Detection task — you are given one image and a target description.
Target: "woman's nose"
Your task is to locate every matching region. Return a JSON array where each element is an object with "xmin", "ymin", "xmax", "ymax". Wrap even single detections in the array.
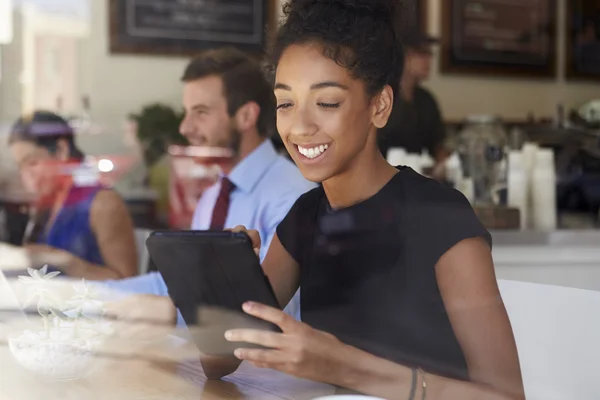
[{"xmin": 288, "ymin": 106, "xmax": 317, "ymax": 137}]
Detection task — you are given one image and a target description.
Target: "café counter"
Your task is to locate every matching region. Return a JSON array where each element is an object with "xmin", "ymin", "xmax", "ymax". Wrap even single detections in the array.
[{"xmin": 492, "ymin": 230, "xmax": 600, "ymax": 291}]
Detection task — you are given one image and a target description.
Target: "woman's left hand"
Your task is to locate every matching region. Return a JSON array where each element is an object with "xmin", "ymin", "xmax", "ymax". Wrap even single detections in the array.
[{"xmin": 224, "ymin": 302, "xmax": 351, "ymax": 383}]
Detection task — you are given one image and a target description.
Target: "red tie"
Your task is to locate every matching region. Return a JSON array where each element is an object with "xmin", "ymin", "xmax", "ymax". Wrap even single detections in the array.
[{"xmin": 210, "ymin": 177, "xmax": 235, "ymax": 230}]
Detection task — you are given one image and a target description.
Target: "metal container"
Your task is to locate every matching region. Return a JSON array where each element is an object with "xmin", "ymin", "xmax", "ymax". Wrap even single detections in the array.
[{"xmin": 457, "ymin": 115, "xmax": 508, "ymax": 205}]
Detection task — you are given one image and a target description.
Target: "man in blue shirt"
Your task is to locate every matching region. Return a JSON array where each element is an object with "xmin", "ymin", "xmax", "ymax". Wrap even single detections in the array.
[{"xmin": 103, "ymin": 48, "xmax": 314, "ymax": 320}]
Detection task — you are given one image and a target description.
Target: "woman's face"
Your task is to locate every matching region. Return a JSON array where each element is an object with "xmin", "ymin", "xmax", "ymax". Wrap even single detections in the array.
[
  {"xmin": 10, "ymin": 141, "xmax": 62, "ymax": 196},
  {"xmin": 275, "ymin": 43, "xmax": 391, "ymax": 183}
]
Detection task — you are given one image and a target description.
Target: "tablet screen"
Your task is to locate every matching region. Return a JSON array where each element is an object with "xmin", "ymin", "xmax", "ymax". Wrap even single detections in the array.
[{"xmin": 146, "ymin": 231, "xmax": 279, "ymax": 326}]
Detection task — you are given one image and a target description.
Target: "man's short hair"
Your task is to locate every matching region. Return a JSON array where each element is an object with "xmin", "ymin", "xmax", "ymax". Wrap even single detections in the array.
[{"xmin": 182, "ymin": 47, "xmax": 275, "ymax": 137}]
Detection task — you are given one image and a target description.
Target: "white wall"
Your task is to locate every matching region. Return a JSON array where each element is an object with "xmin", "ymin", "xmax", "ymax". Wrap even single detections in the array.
[
  {"xmin": 0, "ymin": 10, "xmax": 26, "ymax": 197},
  {"xmin": 78, "ymin": 0, "xmax": 188, "ymax": 137},
  {"xmin": 424, "ymin": 0, "xmax": 600, "ymax": 121},
  {"xmin": 0, "ymin": 10, "xmax": 24, "ymax": 124}
]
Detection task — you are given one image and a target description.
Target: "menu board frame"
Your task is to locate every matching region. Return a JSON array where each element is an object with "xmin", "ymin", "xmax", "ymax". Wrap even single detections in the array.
[
  {"xmin": 565, "ymin": 0, "xmax": 600, "ymax": 81},
  {"xmin": 440, "ymin": 0, "xmax": 557, "ymax": 78},
  {"xmin": 415, "ymin": 0, "xmax": 428, "ymax": 32},
  {"xmin": 109, "ymin": 0, "xmax": 277, "ymax": 56}
]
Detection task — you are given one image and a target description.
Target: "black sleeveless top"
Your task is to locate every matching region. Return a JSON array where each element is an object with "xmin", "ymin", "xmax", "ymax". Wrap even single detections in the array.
[{"xmin": 276, "ymin": 167, "xmax": 491, "ymax": 381}]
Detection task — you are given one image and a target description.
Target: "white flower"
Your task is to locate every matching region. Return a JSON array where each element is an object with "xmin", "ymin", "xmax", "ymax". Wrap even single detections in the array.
[
  {"xmin": 69, "ymin": 279, "xmax": 99, "ymax": 302},
  {"xmin": 66, "ymin": 279, "xmax": 103, "ymax": 318},
  {"xmin": 18, "ymin": 266, "xmax": 63, "ymax": 310},
  {"xmin": 18, "ymin": 266, "xmax": 61, "ymax": 284}
]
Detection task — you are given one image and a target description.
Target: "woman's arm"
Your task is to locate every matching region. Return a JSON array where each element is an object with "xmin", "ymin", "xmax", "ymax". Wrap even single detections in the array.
[
  {"xmin": 346, "ymin": 237, "xmax": 524, "ymax": 399},
  {"xmin": 65, "ymin": 190, "xmax": 138, "ymax": 280},
  {"xmin": 226, "ymin": 302, "xmax": 519, "ymax": 400},
  {"xmin": 260, "ymin": 233, "xmax": 301, "ymax": 308},
  {"xmin": 226, "ymin": 237, "xmax": 524, "ymax": 399},
  {"xmin": 337, "ymin": 344, "xmax": 516, "ymax": 400},
  {"xmin": 436, "ymin": 237, "xmax": 524, "ymax": 398}
]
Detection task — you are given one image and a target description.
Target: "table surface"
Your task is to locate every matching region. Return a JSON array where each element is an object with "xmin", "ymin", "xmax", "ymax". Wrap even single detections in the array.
[
  {"xmin": 0, "ymin": 276, "xmax": 336, "ymax": 400},
  {"xmin": 0, "ymin": 337, "xmax": 336, "ymax": 400}
]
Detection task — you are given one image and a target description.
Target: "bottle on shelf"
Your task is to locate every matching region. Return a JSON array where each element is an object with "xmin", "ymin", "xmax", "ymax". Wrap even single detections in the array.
[
  {"xmin": 445, "ymin": 152, "xmax": 463, "ymax": 187},
  {"xmin": 531, "ymin": 148, "xmax": 557, "ymax": 231},
  {"xmin": 521, "ymin": 142, "xmax": 539, "ymax": 228},
  {"xmin": 507, "ymin": 150, "xmax": 528, "ymax": 230}
]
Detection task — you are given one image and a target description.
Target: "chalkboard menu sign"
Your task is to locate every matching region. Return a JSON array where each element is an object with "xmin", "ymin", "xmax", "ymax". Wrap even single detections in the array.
[
  {"xmin": 109, "ymin": 0, "xmax": 274, "ymax": 56},
  {"xmin": 566, "ymin": 0, "xmax": 600, "ymax": 81},
  {"xmin": 441, "ymin": 0, "xmax": 557, "ymax": 77}
]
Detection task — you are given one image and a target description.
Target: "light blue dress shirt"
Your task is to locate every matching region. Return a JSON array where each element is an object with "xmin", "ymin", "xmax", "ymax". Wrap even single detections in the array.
[{"xmin": 103, "ymin": 140, "xmax": 315, "ymax": 323}]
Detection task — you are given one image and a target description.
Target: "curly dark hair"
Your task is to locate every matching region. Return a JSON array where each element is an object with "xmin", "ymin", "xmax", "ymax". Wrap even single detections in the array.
[{"xmin": 271, "ymin": 0, "xmax": 409, "ymax": 98}]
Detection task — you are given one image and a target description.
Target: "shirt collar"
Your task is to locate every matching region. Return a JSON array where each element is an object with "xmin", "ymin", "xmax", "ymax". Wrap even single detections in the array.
[{"xmin": 228, "ymin": 140, "xmax": 278, "ymax": 193}]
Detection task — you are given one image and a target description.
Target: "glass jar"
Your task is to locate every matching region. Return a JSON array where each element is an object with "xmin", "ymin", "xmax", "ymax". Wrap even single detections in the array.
[{"xmin": 457, "ymin": 116, "xmax": 508, "ymax": 205}]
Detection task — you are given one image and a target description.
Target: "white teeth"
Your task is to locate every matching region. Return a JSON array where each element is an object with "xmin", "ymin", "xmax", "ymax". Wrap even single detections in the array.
[{"xmin": 298, "ymin": 144, "xmax": 329, "ymax": 159}]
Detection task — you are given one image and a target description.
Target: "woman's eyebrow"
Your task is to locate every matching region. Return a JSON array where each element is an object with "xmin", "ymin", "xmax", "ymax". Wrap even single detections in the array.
[
  {"xmin": 274, "ymin": 81, "xmax": 349, "ymax": 91},
  {"xmin": 310, "ymin": 81, "xmax": 349, "ymax": 90}
]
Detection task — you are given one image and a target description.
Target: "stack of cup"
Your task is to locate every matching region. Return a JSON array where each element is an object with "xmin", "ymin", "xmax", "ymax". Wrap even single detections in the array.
[{"xmin": 386, "ymin": 147, "xmax": 406, "ymax": 167}]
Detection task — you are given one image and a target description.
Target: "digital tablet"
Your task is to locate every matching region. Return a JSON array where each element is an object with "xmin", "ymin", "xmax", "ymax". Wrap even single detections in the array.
[{"xmin": 145, "ymin": 230, "xmax": 281, "ymax": 355}]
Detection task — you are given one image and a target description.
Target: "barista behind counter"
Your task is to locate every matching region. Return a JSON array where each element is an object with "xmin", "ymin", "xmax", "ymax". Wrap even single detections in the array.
[{"xmin": 378, "ymin": 31, "xmax": 449, "ymax": 173}]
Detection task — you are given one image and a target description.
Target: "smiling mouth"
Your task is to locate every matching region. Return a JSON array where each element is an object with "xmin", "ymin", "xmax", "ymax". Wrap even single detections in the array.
[{"xmin": 296, "ymin": 144, "xmax": 330, "ymax": 160}]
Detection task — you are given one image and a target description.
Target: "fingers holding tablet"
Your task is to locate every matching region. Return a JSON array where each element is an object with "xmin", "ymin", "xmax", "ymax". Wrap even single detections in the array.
[{"xmin": 229, "ymin": 226, "xmax": 261, "ymax": 257}]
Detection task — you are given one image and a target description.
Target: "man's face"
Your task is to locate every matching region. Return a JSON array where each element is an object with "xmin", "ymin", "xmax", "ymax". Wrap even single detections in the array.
[
  {"xmin": 404, "ymin": 47, "xmax": 433, "ymax": 81},
  {"xmin": 180, "ymin": 75, "xmax": 240, "ymax": 151}
]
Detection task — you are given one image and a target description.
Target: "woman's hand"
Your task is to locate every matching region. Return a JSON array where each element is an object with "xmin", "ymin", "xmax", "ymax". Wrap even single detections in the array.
[
  {"xmin": 23, "ymin": 244, "xmax": 73, "ymax": 269},
  {"xmin": 0, "ymin": 243, "xmax": 32, "ymax": 270},
  {"xmin": 230, "ymin": 225, "xmax": 261, "ymax": 257},
  {"xmin": 224, "ymin": 302, "xmax": 351, "ymax": 384},
  {"xmin": 103, "ymin": 294, "xmax": 178, "ymax": 340}
]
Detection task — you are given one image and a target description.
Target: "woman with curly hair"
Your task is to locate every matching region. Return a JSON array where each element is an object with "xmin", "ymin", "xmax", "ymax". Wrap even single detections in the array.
[
  {"xmin": 220, "ymin": 0, "xmax": 525, "ymax": 399},
  {"xmin": 117, "ymin": 0, "xmax": 525, "ymax": 398}
]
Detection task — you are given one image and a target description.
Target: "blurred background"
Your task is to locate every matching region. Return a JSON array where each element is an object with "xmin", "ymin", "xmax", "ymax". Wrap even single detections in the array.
[{"xmin": 0, "ymin": 0, "xmax": 599, "ymax": 283}]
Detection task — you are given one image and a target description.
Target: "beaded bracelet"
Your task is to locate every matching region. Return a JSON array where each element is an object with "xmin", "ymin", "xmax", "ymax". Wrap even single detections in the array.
[
  {"xmin": 407, "ymin": 367, "xmax": 417, "ymax": 400},
  {"xmin": 418, "ymin": 368, "xmax": 428, "ymax": 400}
]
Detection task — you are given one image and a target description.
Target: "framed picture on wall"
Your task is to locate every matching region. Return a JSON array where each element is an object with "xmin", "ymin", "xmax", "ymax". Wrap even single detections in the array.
[
  {"xmin": 440, "ymin": 0, "xmax": 557, "ymax": 78},
  {"xmin": 566, "ymin": 0, "xmax": 600, "ymax": 80},
  {"xmin": 109, "ymin": 0, "xmax": 276, "ymax": 56},
  {"xmin": 403, "ymin": 0, "xmax": 428, "ymax": 34}
]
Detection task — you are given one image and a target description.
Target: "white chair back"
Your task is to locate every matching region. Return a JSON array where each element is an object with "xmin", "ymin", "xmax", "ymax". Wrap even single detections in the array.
[{"xmin": 498, "ymin": 279, "xmax": 600, "ymax": 400}]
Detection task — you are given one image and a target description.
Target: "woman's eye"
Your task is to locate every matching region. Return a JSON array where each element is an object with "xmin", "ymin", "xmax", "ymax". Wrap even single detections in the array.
[
  {"xmin": 277, "ymin": 103, "xmax": 292, "ymax": 110},
  {"xmin": 317, "ymin": 102, "xmax": 340, "ymax": 109}
]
